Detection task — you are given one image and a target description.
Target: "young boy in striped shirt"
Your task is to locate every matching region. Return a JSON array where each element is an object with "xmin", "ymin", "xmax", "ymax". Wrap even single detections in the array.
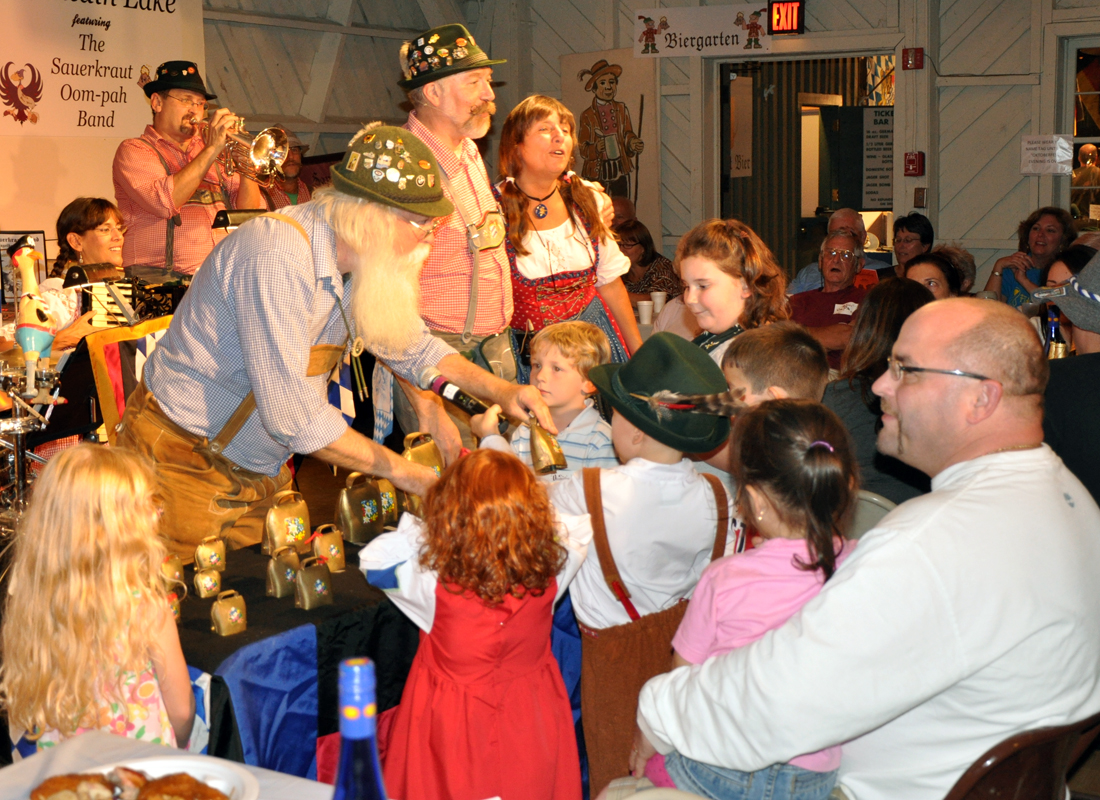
[{"xmin": 473, "ymin": 320, "xmax": 619, "ymax": 480}]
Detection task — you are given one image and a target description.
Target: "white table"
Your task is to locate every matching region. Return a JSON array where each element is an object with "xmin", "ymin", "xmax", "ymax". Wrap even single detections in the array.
[{"xmin": 0, "ymin": 731, "xmax": 333, "ymax": 800}]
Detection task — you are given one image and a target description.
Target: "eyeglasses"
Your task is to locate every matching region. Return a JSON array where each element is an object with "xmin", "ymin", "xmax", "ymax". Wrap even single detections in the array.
[
  {"xmin": 894, "ymin": 235, "xmax": 923, "ymax": 246},
  {"xmin": 886, "ymin": 357, "xmax": 991, "ymax": 382},
  {"xmin": 406, "ymin": 216, "xmax": 441, "ymax": 240},
  {"xmin": 165, "ymin": 93, "xmax": 207, "ymax": 111},
  {"xmin": 92, "ymin": 223, "xmax": 126, "ymax": 237},
  {"xmin": 825, "ymin": 249, "xmax": 857, "ymax": 262}
]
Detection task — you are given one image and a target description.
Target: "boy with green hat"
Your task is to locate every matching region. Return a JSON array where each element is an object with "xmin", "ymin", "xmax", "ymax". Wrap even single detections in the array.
[{"xmin": 549, "ymin": 332, "xmax": 742, "ymax": 795}]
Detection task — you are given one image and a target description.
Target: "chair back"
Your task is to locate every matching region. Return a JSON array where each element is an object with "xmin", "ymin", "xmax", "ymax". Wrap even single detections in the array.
[
  {"xmin": 848, "ymin": 490, "xmax": 896, "ymax": 540},
  {"xmin": 943, "ymin": 709, "xmax": 1100, "ymax": 800}
]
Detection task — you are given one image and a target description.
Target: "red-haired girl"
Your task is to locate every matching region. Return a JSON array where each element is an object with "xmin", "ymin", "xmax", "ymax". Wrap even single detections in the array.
[{"xmin": 360, "ymin": 448, "xmax": 592, "ymax": 800}]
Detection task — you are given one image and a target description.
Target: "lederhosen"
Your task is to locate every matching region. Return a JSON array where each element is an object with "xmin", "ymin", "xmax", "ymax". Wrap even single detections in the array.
[
  {"xmin": 577, "ymin": 468, "xmax": 729, "ymax": 795},
  {"xmin": 491, "ymin": 182, "xmax": 630, "ymax": 384},
  {"xmin": 131, "ymin": 138, "xmax": 231, "ymax": 272},
  {"xmin": 117, "ymin": 213, "xmax": 348, "ymax": 562}
]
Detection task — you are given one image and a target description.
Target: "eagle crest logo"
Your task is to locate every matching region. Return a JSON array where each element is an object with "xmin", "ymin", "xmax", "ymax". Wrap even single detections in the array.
[{"xmin": 1, "ymin": 63, "xmax": 42, "ymax": 125}]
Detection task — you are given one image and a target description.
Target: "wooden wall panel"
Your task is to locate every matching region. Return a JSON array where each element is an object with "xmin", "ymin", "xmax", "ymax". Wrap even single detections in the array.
[
  {"xmin": 531, "ymin": 0, "xmax": 607, "ymax": 98},
  {"xmin": 354, "ymin": 0, "xmax": 428, "ymax": 29},
  {"xmin": 661, "ymin": 93, "xmax": 692, "ymax": 239},
  {"xmin": 203, "ymin": 19, "xmax": 319, "ymax": 118},
  {"xmin": 805, "ymin": 0, "xmax": 889, "ymax": 32},
  {"xmin": 939, "ymin": 0, "xmax": 1031, "ymax": 77},
  {"xmin": 326, "ymin": 35, "xmax": 409, "ymax": 124},
  {"xmin": 938, "ymin": 84, "xmax": 1032, "ymax": 242},
  {"xmin": 204, "ymin": 0, "xmax": 330, "ymax": 19}
]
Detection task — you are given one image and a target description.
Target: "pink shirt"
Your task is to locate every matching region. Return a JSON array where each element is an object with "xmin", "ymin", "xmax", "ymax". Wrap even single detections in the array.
[
  {"xmin": 113, "ymin": 125, "xmax": 242, "ymax": 275},
  {"xmin": 673, "ymin": 537, "xmax": 853, "ymax": 772},
  {"xmin": 404, "ymin": 112, "xmax": 511, "ymax": 335}
]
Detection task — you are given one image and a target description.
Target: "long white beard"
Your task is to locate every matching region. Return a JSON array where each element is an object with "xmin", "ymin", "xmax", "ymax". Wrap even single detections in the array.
[{"xmin": 350, "ymin": 240, "xmax": 431, "ymax": 360}]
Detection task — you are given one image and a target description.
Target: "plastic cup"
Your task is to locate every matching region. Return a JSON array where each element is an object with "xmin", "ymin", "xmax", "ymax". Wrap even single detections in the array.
[
  {"xmin": 650, "ymin": 291, "xmax": 667, "ymax": 314},
  {"xmin": 637, "ymin": 300, "xmax": 654, "ymax": 325}
]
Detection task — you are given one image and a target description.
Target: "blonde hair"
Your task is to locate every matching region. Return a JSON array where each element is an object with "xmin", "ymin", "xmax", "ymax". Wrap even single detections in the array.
[
  {"xmin": 0, "ymin": 445, "xmax": 168, "ymax": 739},
  {"xmin": 530, "ymin": 320, "xmax": 611, "ymax": 380},
  {"xmin": 675, "ymin": 219, "xmax": 789, "ymax": 329}
]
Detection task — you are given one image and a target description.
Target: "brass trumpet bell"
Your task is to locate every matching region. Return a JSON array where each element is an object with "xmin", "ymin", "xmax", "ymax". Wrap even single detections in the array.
[{"xmin": 200, "ymin": 117, "xmax": 289, "ymax": 187}]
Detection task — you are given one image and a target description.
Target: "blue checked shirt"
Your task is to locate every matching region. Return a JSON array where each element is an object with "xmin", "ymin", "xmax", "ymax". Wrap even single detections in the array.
[{"xmin": 143, "ymin": 202, "xmax": 454, "ymax": 476}]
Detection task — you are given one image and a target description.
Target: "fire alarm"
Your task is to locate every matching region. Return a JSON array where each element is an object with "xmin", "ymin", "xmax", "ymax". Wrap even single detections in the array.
[
  {"xmin": 904, "ymin": 151, "xmax": 925, "ymax": 177},
  {"xmin": 902, "ymin": 48, "xmax": 924, "ymax": 70}
]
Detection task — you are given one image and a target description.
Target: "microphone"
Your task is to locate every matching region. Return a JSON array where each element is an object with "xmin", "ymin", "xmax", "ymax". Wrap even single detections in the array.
[{"xmin": 418, "ymin": 366, "xmax": 509, "ymax": 435}]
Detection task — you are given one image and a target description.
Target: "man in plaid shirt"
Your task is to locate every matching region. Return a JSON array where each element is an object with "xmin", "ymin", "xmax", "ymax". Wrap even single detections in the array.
[
  {"xmin": 113, "ymin": 60, "xmax": 263, "ymax": 276},
  {"xmin": 117, "ymin": 123, "xmax": 553, "ymax": 559},
  {"xmin": 262, "ymin": 127, "xmax": 312, "ymax": 210}
]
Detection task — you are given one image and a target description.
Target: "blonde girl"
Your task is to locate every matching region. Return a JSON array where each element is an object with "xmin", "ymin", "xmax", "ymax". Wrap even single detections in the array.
[
  {"xmin": 1, "ymin": 445, "xmax": 194, "ymax": 750},
  {"xmin": 676, "ymin": 219, "xmax": 789, "ymax": 365}
]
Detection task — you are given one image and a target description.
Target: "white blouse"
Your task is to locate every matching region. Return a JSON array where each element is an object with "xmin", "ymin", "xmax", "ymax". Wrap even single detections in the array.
[
  {"xmin": 358, "ymin": 510, "xmax": 593, "ymax": 633},
  {"xmin": 515, "ymin": 217, "xmax": 630, "ymax": 287}
]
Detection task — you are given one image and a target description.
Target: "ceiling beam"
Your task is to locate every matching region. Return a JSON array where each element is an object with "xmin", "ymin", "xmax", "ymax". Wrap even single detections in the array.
[{"xmin": 203, "ymin": 9, "xmax": 417, "ymax": 40}]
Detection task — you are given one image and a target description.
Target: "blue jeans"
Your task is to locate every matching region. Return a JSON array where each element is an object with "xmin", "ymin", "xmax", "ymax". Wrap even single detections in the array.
[{"xmin": 664, "ymin": 752, "xmax": 837, "ymax": 800}]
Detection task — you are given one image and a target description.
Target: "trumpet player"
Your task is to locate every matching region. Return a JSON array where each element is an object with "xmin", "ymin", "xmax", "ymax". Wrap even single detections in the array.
[{"xmin": 113, "ymin": 60, "xmax": 263, "ymax": 277}]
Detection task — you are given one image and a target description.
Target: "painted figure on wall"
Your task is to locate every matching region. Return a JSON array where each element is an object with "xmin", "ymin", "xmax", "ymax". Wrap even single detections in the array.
[
  {"xmin": 1, "ymin": 63, "xmax": 41, "ymax": 125},
  {"xmin": 577, "ymin": 59, "xmax": 645, "ymax": 199},
  {"xmin": 736, "ymin": 8, "xmax": 768, "ymax": 49},
  {"xmin": 637, "ymin": 15, "xmax": 669, "ymax": 55}
]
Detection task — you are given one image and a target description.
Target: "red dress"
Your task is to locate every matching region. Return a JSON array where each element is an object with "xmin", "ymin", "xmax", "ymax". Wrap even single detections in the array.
[{"xmin": 379, "ymin": 578, "xmax": 582, "ymax": 800}]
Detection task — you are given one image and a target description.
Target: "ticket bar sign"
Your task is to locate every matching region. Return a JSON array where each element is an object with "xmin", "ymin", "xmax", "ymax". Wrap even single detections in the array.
[{"xmin": 0, "ymin": 0, "xmax": 203, "ymax": 137}]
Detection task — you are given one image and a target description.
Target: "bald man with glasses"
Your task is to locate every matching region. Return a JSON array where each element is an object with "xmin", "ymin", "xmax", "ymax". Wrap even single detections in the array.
[
  {"xmin": 113, "ymin": 60, "xmax": 262, "ymax": 276},
  {"xmin": 636, "ymin": 298, "xmax": 1100, "ymax": 800}
]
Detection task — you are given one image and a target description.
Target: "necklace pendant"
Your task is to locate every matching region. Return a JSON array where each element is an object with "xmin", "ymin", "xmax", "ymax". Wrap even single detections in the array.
[{"xmin": 534, "ymin": 203, "xmax": 548, "ymax": 219}]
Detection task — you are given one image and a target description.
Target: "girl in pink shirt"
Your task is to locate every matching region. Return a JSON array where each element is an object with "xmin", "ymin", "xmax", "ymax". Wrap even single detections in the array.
[{"xmin": 634, "ymin": 399, "xmax": 859, "ymax": 800}]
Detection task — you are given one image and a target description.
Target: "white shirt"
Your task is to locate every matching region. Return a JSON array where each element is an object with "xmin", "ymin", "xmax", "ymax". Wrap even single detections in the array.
[
  {"xmin": 358, "ymin": 511, "xmax": 592, "ymax": 633},
  {"xmin": 516, "ymin": 218, "xmax": 629, "ymax": 287},
  {"xmin": 551, "ymin": 458, "xmax": 739, "ymax": 629},
  {"xmin": 637, "ymin": 445, "xmax": 1100, "ymax": 800}
]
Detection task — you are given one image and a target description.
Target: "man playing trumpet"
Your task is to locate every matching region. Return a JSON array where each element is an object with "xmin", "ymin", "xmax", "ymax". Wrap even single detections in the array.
[{"xmin": 113, "ymin": 60, "xmax": 263, "ymax": 276}]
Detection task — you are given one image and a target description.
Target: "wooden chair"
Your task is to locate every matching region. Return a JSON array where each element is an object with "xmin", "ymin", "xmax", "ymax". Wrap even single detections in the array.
[{"xmin": 943, "ymin": 710, "xmax": 1100, "ymax": 800}]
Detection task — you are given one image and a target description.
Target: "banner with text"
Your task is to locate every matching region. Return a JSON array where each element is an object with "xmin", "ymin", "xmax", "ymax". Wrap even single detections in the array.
[
  {"xmin": 0, "ymin": 0, "xmax": 201, "ymax": 137},
  {"xmin": 863, "ymin": 107, "xmax": 893, "ymax": 209},
  {"xmin": 634, "ymin": 6, "xmax": 773, "ymax": 59}
]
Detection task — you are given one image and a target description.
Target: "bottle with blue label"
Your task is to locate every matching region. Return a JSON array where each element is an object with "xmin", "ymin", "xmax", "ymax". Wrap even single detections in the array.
[{"xmin": 334, "ymin": 658, "xmax": 388, "ymax": 800}]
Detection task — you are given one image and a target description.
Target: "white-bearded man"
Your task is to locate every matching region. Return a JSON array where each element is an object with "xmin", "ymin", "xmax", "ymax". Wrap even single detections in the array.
[{"xmin": 117, "ymin": 123, "xmax": 553, "ymax": 561}]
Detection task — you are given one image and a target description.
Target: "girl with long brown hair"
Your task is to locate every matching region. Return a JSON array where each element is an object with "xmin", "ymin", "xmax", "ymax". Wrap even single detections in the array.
[
  {"xmin": 498, "ymin": 95, "xmax": 642, "ymax": 380},
  {"xmin": 361, "ymin": 448, "xmax": 592, "ymax": 799}
]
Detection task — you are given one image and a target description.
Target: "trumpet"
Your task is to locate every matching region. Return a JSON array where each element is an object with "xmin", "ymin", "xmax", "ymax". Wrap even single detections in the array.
[{"xmin": 191, "ymin": 113, "xmax": 288, "ymax": 187}]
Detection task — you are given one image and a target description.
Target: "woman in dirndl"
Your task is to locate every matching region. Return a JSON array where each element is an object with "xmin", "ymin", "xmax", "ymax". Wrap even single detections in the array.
[{"xmin": 497, "ymin": 95, "xmax": 643, "ymax": 383}]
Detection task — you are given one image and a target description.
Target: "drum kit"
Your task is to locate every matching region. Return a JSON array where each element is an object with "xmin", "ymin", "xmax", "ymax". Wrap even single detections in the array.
[{"xmin": 0, "ymin": 362, "xmax": 62, "ymax": 535}]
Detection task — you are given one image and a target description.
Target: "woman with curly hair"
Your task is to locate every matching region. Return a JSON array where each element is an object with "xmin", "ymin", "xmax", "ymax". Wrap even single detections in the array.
[
  {"xmin": 0, "ymin": 445, "xmax": 193, "ymax": 751},
  {"xmin": 497, "ymin": 95, "xmax": 643, "ymax": 381},
  {"xmin": 675, "ymin": 218, "xmax": 789, "ymax": 366},
  {"xmin": 361, "ymin": 448, "xmax": 592, "ymax": 800},
  {"xmin": 983, "ymin": 206, "xmax": 1077, "ymax": 307}
]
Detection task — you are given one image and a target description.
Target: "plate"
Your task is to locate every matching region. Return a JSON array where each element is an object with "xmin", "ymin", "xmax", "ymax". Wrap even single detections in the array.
[{"xmin": 92, "ymin": 755, "xmax": 260, "ymax": 800}]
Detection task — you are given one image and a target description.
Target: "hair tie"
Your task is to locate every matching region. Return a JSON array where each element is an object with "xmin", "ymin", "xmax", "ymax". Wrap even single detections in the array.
[
  {"xmin": 503, "ymin": 176, "xmax": 516, "ymax": 184},
  {"xmin": 808, "ymin": 440, "xmax": 835, "ymax": 453}
]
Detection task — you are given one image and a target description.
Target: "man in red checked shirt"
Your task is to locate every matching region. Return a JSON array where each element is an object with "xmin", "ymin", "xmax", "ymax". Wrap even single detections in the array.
[{"xmin": 113, "ymin": 60, "xmax": 262, "ymax": 276}]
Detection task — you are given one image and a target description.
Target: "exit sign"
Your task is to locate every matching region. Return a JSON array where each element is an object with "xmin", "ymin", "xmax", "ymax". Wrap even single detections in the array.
[{"xmin": 768, "ymin": 0, "xmax": 805, "ymax": 35}]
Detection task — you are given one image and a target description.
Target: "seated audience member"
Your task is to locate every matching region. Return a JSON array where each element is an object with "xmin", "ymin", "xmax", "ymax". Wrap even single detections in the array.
[
  {"xmin": 0, "ymin": 446, "xmax": 194, "ymax": 751},
  {"xmin": 44, "ymin": 197, "xmax": 124, "ymax": 351},
  {"xmin": 934, "ymin": 244, "xmax": 977, "ymax": 294},
  {"xmin": 1040, "ymin": 244, "xmax": 1095, "ymax": 349},
  {"xmin": 612, "ymin": 196, "xmax": 637, "ymax": 229},
  {"xmin": 261, "ymin": 127, "xmax": 311, "ymax": 209},
  {"xmin": 789, "ymin": 230, "xmax": 867, "ymax": 370},
  {"xmin": 652, "ymin": 294, "xmax": 702, "ymax": 340},
  {"xmin": 903, "ymin": 252, "xmax": 961, "ymax": 300},
  {"xmin": 621, "ymin": 400, "xmax": 859, "ymax": 800},
  {"xmin": 678, "ymin": 218, "xmax": 789, "ymax": 366},
  {"xmin": 615, "ymin": 218, "xmax": 682, "ymax": 304},
  {"xmin": 361, "ymin": 449, "xmax": 587, "ymax": 800},
  {"xmin": 1043, "ymin": 252, "xmax": 1100, "ymax": 505},
  {"xmin": 475, "ymin": 320, "xmax": 618, "ymax": 481},
  {"xmin": 788, "ymin": 208, "xmax": 881, "ymax": 295},
  {"xmin": 823, "ymin": 278, "xmax": 934, "ymax": 504},
  {"xmin": 983, "ymin": 206, "xmax": 1076, "ymax": 307},
  {"xmin": 636, "ymin": 298, "xmax": 1100, "ymax": 800},
  {"xmin": 550, "ymin": 333, "xmax": 738, "ymax": 796},
  {"xmin": 882, "ymin": 212, "xmax": 934, "ymax": 281}
]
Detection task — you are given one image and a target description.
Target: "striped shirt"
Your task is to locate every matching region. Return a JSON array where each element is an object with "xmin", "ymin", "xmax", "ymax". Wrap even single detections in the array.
[
  {"xmin": 113, "ymin": 125, "xmax": 242, "ymax": 275},
  {"xmin": 143, "ymin": 202, "xmax": 454, "ymax": 476},
  {"xmin": 404, "ymin": 112, "xmax": 511, "ymax": 335},
  {"xmin": 263, "ymin": 180, "xmax": 312, "ymax": 210},
  {"xmin": 480, "ymin": 401, "xmax": 619, "ymax": 481}
]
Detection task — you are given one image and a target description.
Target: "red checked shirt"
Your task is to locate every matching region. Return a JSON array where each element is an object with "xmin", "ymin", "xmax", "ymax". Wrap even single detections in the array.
[
  {"xmin": 113, "ymin": 125, "xmax": 242, "ymax": 275},
  {"xmin": 263, "ymin": 180, "xmax": 312, "ymax": 210},
  {"xmin": 404, "ymin": 112, "xmax": 511, "ymax": 335}
]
